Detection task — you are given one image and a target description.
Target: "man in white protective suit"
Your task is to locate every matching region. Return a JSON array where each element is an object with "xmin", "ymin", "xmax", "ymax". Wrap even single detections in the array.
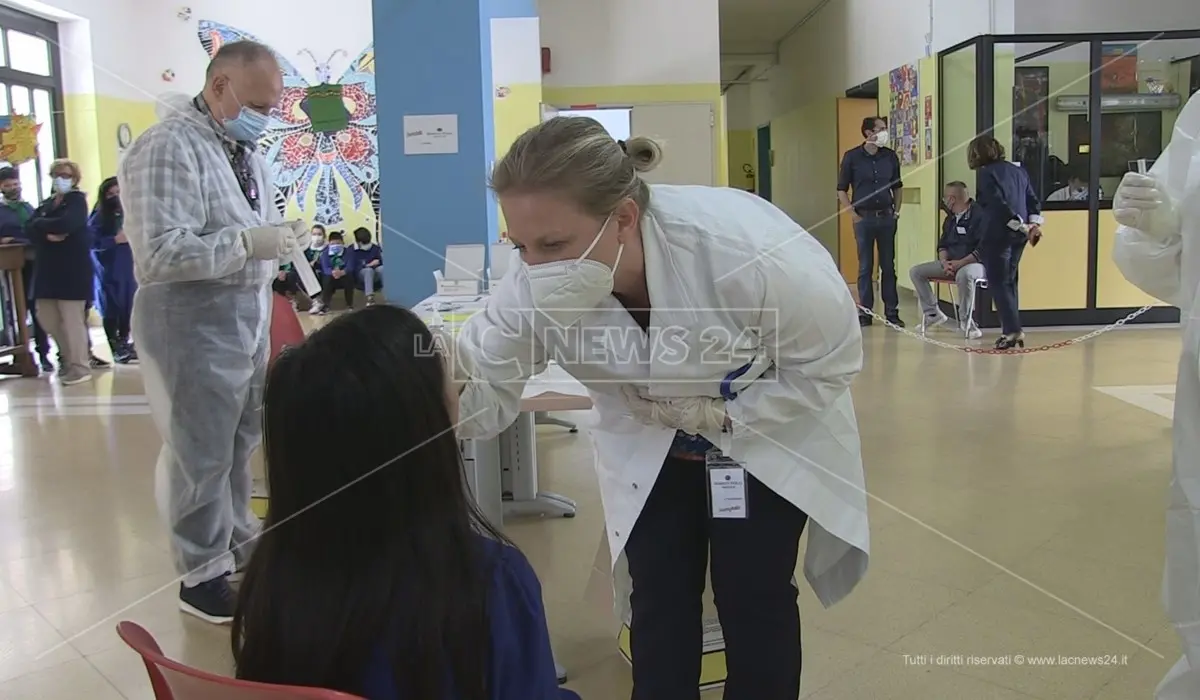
[
  {"xmin": 119, "ymin": 41, "xmax": 310, "ymax": 624},
  {"xmin": 1111, "ymin": 90, "xmax": 1200, "ymax": 699}
]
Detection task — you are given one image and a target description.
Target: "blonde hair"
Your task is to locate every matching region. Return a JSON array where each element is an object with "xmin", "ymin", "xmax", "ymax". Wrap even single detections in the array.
[
  {"xmin": 49, "ymin": 158, "xmax": 81, "ymax": 184},
  {"xmin": 490, "ymin": 116, "xmax": 662, "ymax": 216}
]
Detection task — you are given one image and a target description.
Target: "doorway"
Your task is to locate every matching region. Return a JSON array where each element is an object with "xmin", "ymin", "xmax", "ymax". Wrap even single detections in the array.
[
  {"xmin": 553, "ymin": 107, "xmax": 631, "ymax": 140},
  {"xmin": 756, "ymin": 124, "xmax": 772, "ymax": 202}
]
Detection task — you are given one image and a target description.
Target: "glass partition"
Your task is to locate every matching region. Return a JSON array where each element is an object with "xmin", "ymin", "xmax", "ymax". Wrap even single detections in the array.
[
  {"xmin": 1095, "ymin": 38, "xmax": 1200, "ymax": 200},
  {"xmin": 939, "ymin": 42, "xmax": 977, "ymax": 194},
  {"xmin": 1007, "ymin": 42, "xmax": 1093, "ymax": 207}
]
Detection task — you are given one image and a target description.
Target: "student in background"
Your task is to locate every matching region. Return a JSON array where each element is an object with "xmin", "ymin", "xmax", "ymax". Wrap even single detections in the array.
[
  {"xmin": 233, "ymin": 306, "xmax": 578, "ymax": 700},
  {"xmin": 271, "ymin": 260, "xmax": 302, "ymax": 308},
  {"xmin": 90, "ymin": 176, "xmax": 138, "ymax": 364},
  {"xmin": 28, "ymin": 159, "xmax": 93, "ymax": 385},
  {"xmin": 352, "ymin": 226, "xmax": 383, "ymax": 305},
  {"xmin": 316, "ymin": 230, "xmax": 355, "ymax": 313},
  {"xmin": 0, "ymin": 167, "xmax": 51, "ymax": 372},
  {"xmin": 306, "ymin": 224, "xmax": 328, "ymax": 314}
]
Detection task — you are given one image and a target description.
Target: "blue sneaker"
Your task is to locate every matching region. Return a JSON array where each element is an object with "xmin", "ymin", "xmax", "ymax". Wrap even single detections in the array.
[{"xmin": 179, "ymin": 576, "xmax": 235, "ymax": 625}]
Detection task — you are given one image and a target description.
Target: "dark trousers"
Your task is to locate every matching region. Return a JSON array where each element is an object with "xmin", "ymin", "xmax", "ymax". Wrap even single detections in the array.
[
  {"xmin": 853, "ymin": 215, "xmax": 899, "ymax": 315},
  {"xmin": 625, "ymin": 456, "xmax": 809, "ymax": 700},
  {"xmin": 101, "ymin": 280, "xmax": 135, "ymax": 348},
  {"xmin": 23, "ymin": 261, "xmax": 48, "ymax": 357},
  {"xmin": 981, "ymin": 238, "xmax": 1027, "ymax": 334},
  {"xmin": 271, "ymin": 269, "xmax": 301, "ymax": 298},
  {"xmin": 320, "ymin": 274, "xmax": 355, "ymax": 308}
]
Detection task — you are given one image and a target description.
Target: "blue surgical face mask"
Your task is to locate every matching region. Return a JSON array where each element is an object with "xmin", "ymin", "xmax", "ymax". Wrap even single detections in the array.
[
  {"xmin": 224, "ymin": 107, "xmax": 269, "ymax": 142},
  {"xmin": 222, "ymin": 86, "xmax": 269, "ymax": 142},
  {"xmin": 53, "ymin": 177, "xmax": 73, "ymax": 193},
  {"xmin": 329, "ymin": 244, "xmax": 344, "ymax": 255}
]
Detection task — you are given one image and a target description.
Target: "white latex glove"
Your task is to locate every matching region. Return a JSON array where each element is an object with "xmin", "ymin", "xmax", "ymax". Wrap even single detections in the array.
[
  {"xmin": 620, "ymin": 385, "xmax": 727, "ymax": 435},
  {"xmin": 283, "ymin": 220, "xmax": 312, "ymax": 250},
  {"xmin": 1113, "ymin": 172, "xmax": 1180, "ymax": 240},
  {"xmin": 241, "ymin": 225, "xmax": 295, "ymax": 260}
]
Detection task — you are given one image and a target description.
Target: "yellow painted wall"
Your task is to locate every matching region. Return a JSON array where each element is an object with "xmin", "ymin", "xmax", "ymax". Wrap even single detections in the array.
[
  {"xmin": 1017, "ymin": 209, "xmax": 1089, "ymax": 310},
  {"xmin": 542, "ymin": 84, "xmax": 728, "ymax": 186},
  {"xmin": 770, "ymin": 99, "xmax": 839, "ymax": 254},
  {"xmin": 726, "ymin": 128, "xmax": 755, "ymax": 191},
  {"xmin": 63, "ymin": 93, "xmax": 104, "ymax": 199},
  {"xmin": 493, "ymin": 82, "xmax": 543, "ymax": 238},
  {"xmin": 876, "ymin": 56, "xmax": 940, "ymax": 291},
  {"xmin": 494, "ymin": 82, "xmax": 543, "ymax": 160}
]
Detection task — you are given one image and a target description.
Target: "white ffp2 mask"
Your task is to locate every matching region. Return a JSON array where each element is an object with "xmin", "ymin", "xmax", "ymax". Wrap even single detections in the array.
[
  {"xmin": 526, "ymin": 212, "xmax": 624, "ymax": 329},
  {"xmin": 873, "ymin": 130, "xmax": 890, "ymax": 147}
]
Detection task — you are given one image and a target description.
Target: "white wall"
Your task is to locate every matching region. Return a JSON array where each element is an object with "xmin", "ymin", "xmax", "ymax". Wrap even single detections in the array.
[
  {"xmin": 1015, "ymin": 0, "xmax": 1200, "ymax": 33},
  {"xmin": 5, "ymin": 0, "xmax": 373, "ymax": 101},
  {"xmin": 750, "ymin": 0, "xmax": 1010, "ymax": 117},
  {"xmin": 540, "ymin": 0, "xmax": 719, "ymax": 87}
]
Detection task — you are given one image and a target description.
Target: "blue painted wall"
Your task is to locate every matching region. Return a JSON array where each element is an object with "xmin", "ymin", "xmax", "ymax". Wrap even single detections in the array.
[{"xmin": 374, "ymin": 0, "xmax": 494, "ymax": 306}]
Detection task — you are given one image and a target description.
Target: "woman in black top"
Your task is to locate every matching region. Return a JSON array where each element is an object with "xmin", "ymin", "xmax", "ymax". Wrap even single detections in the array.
[
  {"xmin": 968, "ymin": 135, "xmax": 1044, "ymax": 350},
  {"xmin": 27, "ymin": 159, "xmax": 93, "ymax": 385}
]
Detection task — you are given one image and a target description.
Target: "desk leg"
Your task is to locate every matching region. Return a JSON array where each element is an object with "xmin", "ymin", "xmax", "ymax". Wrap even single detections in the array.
[
  {"xmin": 501, "ymin": 412, "xmax": 577, "ymax": 519},
  {"xmin": 461, "ymin": 437, "xmax": 504, "ymax": 530}
]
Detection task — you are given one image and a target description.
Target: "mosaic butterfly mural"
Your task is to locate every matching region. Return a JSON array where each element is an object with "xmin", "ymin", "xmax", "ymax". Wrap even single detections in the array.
[{"xmin": 197, "ymin": 20, "xmax": 378, "ymax": 226}]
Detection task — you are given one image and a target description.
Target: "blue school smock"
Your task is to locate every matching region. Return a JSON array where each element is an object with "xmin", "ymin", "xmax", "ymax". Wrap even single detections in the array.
[
  {"xmin": 361, "ymin": 538, "xmax": 579, "ymax": 700},
  {"xmin": 89, "ymin": 207, "xmax": 136, "ymax": 319}
]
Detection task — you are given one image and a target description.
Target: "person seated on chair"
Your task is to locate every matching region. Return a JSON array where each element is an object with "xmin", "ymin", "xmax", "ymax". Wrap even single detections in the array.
[
  {"xmin": 316, "ymin": 230, "xmax": 355, "ymax": 314},
  {"xmin": 908, "ymin": 181, "xmax": 986, "ymax": 339},
  {"xmin": 1045, "ymin": 171, "xmax": 1101, "ymax": 202},
  {"xmin": 352, "ymin": 227, "xmax": 383, "ymax": 306},
  {"xmin": 233, "ymin": 306, "xmax": 579, "ymax": 700},
  {"xmin": 306, "ymin": 225, "xmax": 328, "ymax": 314}
]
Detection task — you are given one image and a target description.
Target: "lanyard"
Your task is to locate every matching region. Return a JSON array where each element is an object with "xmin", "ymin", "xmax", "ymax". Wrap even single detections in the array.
[{"xmin": 192, "ymin": 96, "xmax": 261, "ymax": 214}]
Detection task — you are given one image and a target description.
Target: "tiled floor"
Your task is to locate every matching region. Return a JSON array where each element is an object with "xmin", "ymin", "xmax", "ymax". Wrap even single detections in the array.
[{"xmin": 0, "ymin": 318, "xmax": 1183, "ymax": 699}]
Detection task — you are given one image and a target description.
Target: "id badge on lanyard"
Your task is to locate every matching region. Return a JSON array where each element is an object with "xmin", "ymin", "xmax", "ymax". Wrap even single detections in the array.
[
  {"xmin": 706, "ymin": 431, "xmax": 748, "ymax": 519},
  {"xmin": 704, "ymin": 364, "xmax": 754, "ymax": 520}
]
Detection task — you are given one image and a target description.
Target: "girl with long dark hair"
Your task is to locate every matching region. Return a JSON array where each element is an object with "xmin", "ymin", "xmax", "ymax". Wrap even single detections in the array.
[
  {"xmin": 233, "ymin": 305, "xmax": 577, "ymax": 700},
  {"xmin": 89, "ymin": 176, "xmax": 137, "ymax": 363}
]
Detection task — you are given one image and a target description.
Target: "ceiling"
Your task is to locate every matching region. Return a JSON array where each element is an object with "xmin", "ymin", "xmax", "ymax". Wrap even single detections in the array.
[{"xmin": 718, "ymin": 0, "xmax": 830, "ymax": 88}]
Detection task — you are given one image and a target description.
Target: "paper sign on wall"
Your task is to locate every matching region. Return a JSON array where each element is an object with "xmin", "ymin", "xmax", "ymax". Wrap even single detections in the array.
[{"xmin": 404, "ymin": 114, "xmax": 459, "ymax": 155}]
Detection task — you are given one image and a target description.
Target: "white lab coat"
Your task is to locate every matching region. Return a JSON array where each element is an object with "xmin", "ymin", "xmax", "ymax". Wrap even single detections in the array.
[
  {"xmin": 1112, "ymin": 92, "xmax": 1200, "ymax": 700},
  {"xmin": 456, "ymin": 185, "xmax": 870, "ymax": 622}
]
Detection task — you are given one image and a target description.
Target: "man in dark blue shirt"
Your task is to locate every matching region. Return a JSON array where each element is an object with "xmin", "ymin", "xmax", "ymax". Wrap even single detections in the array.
[
  {"xmin": 908, "ymin": 181, "xmax": 985, "ymax": 339},
  {"xmin": 838, "ymin": 116, "xmax": 904, "ymax": 327}
]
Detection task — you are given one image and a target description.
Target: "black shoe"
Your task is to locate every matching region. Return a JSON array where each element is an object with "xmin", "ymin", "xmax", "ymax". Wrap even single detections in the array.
[
  {"xmin": 885, "ymin": 314, "xmax": 906, "ymax": 328},
  {"xmin": 858, "ymin": 314, "xmax": 873, "ymax": 327},
  {"xmin": 994, "ymin": 333, "xmax": 1025, "ymax": 350},
  {"xmin": 179, "ymin": 576, "xmax": 236, "ymax": 624},
  {"xmin": 37, "ymin": 355, "xmax": 53, "ymax": 373},
  {"xmin": 89, "ymin": 354, "xmax": 111, "ymax": 369}
]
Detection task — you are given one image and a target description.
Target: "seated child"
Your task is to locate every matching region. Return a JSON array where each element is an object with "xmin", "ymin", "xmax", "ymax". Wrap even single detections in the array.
[
  {"xmin": 352, "ymin": 227, "xmax": 383, "ymax": 305},
  {"xmin": 233, "ymin": 306, "xmax": 579, "ymax": 700},
  {"xmin": 271, "ymin": 261, "xmax": 302, "ymax": 307},
  {"xmin": 316, "ymin": 230, "xmax": 355, "ymax": 313}
]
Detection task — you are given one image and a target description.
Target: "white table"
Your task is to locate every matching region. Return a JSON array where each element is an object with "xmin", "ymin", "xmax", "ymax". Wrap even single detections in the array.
[{"xmin": 414, "ymin": 295, "xmax": 594, "ymax": 525}]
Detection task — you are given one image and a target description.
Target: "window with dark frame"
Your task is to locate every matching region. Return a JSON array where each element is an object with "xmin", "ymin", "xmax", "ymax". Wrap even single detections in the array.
[{"xmin": 0, "ymin": 5, "xmax": 65, "ymax": 205}]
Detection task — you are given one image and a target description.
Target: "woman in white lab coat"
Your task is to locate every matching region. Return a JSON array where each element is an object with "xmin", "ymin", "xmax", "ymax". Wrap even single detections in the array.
[{"xmin": 449, "ymin": 116, "xmax": 870, "ymax": 700}]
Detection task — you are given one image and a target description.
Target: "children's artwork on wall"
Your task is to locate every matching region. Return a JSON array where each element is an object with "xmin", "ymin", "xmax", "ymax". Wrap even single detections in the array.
[
  {"xmin": 0, "ymin": 115, "xmax": 41, "ymax": 165},
  {"xmin": 923, "ymin": 95, "xmax": 933, "ymax": 161},
  {"xmin": 888, "ymin": 63, "xmax": 920, "ymax": 165},
  {"xmin": 197, "ymin": 20, "xmax": 378, "ymax": 227}
]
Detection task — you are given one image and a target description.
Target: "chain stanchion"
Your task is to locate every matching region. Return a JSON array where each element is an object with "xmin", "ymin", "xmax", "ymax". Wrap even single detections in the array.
[{"xmin": 857, "ymin": 305, "xmax": 1156, "ymax": 355}]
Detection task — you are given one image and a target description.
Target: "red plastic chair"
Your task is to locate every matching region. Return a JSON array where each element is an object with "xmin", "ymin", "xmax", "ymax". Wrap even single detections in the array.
[
  {"xmin": 270, "ymin": 291, "xmax": 308, "ymax": 364},
  {"xmin": 116, "ymin": 621, "xmax": 364, "ymax": 700}
]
